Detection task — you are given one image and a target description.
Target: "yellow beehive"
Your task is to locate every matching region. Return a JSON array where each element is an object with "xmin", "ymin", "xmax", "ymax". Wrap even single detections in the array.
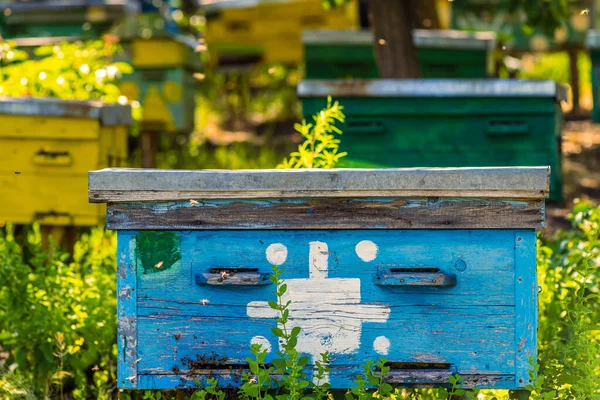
[
  {"xmin": 0, "ymin": 97, "xmax": 132, "ymax": 226},
  {"xmin": 204, "ymin": 0, "xmax": 360, "ymax": 65}
]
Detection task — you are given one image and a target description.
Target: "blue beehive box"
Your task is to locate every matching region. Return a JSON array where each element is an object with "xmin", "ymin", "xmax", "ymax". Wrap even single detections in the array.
[{"xmin": 89, "ymin": 167, "xmax": 549, "ymax": 393}]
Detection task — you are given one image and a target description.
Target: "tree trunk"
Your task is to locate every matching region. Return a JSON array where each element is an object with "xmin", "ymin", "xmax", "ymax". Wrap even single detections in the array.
[
  {"xmin": 140, "ymin": 130, "xmax": 157, "ymax": 168},
  {"xmin": 568, "ymin": 48, "xmax": 580, "ymax": 114},
  {"xmin": 370, "ymin": 0, "xmax": 421, "ymax": 78}
]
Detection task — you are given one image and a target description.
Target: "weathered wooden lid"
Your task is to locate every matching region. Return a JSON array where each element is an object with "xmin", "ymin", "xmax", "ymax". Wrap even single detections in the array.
[
  {"xmin": 89, "ymin": 167, "xmax": 550, "ymax": 202},
  {"xmin": 0, "ymin": 97, "xmax": 133, "ymax": 126},
  {"xmin": 586, "ymin": 30, "xmax": 600, "ymax": 48},
  {"xmin": 297, "ymin": 79, "xmax": 568, "ymax": 101},
  {"xmin": 302, "ymin": 29, "xmax": 496, "ymax": 50}
]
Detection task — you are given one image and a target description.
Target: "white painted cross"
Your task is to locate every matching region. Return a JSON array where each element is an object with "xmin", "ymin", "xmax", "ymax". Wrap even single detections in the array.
[{"xmin": 246, "ymin": 241, "xmax": 391, "ymax": 383}]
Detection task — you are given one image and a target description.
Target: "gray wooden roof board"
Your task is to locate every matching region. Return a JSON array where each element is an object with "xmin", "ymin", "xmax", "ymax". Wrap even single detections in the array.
[
  {"xmin": 302, "ymin": 29, "xmax": 497, "ymax": 51},
  {"xmin": 12, "ymin": 36, "xmax": 84, "ymax": 47},
  {"xmin": 586, "ymin": 30, "xmax": 600, "ymax": 48},
  {"xmin": 297, "ymin": 79, "xmax": 568, "ymax": 102},
  {"xmin": 202, "ymin": 0, "xmax": 290, "ymax": 13},
  {"xmin": 0, "ymin": 0, "xmax": 138, "ymax": 13},
  {"xmin": 0, "ymin": 97, "xmax": 133, "ymax": 126},
  {"xmin": 89, "ymin": 167, "xmax": 550, "ymax": 201}
]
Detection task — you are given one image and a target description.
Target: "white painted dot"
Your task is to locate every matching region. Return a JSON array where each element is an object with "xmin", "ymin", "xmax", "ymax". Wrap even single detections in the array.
[
  {"xmin": 251, "ymin": 336, "xmax": 272, "ymax": 353},
  {"xmin": 266, "ymin": 243, "xmax": 288, "ymax": 265},
  {"xmin": 373, "ymin": 336, "xmax": 390, "ymax": 355},
  {"xmin": 355, "ymin": 240, "xmax": 378, "ymax": 262}
]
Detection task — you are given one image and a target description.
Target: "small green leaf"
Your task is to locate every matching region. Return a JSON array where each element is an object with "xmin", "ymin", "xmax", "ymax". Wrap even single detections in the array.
[
  {"xmin": 271, "ymin": 327, "xmax": 284, "ymax": 337},
  {"xmin": 272, "ymin": 358, "xmax": 286, "ymax": 370},
  {"xmin": 298, "ymin": 356, "xmax": 310, "ymax": 367},
  {"xmin": 291, "ymin": 326, "xmax": 301, "ymax": 337},
  {"xmin": 268, "ymin": 301, "xmax": 279, "ymax": 310}
]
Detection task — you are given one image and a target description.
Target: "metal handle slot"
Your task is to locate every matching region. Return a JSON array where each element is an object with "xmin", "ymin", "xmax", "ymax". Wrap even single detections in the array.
[
  {"xmin": 382, "ymin": 362, "xmax": 453, "ymax": 385},
  {"xmin": 425, "ymin": 64, "xmax": 460, "ymax": 76},
  {"xmin": 376, "ymin": 267, "xmax": 457, "ymax": 287},
  {"xmin": 140, "ymin": 70, "xmax": 167, "ymax": 80},
  {"xmin": 33, "ymin": 211, "xmax": 74, "ymax": 224},
  {"xmin": 33, "ymin": 149, "xmax": 72, "ymax": 166},
  {"xmin": 226, "ymin": 20, "xmax": 251, "ymax": 32},
  {"xmin": 486, "ymin": 119, "xmax": 529, "ymax": 135},
  {"xmin": 195, "ymin": 268, "xmax": 271, "ymax": 286},
  {"xmin": 299, "ymin": 15, "xmax": 326, "ymax": 26},
  {"xmin": 345, "ymin": 120, "xmax": 387, "ymax": 135}
]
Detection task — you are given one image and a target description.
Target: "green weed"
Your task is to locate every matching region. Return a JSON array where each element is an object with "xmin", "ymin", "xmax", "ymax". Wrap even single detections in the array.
[{"xmin": 277, "ymin": 96, "xmax": 346, "ymax": 169}]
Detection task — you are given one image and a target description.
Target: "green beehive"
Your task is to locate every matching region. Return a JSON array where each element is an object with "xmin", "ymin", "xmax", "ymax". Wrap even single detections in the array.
[
  {"xmin": 302, "ymin": 29, "xmax": 497, "ymax": 80},
  {"xmin": 587, "ymin": 30, "xmax": 600, "ymax": 123},
  {"xmin": 115, "ymin": 15, "xmax": 202, "ymax": 134},
  {"xmin": 299, "ymin": 79, "xmax": 565, "ymax": 201},
  {"xmin": 0, "ymin": 0, "xmax": 136, "ymax": 39}
]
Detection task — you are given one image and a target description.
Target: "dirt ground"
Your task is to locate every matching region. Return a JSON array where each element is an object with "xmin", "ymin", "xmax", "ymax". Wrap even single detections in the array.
[{"xmin": 546, "ymin": 119, "xmax": 600, "ymax": 232}]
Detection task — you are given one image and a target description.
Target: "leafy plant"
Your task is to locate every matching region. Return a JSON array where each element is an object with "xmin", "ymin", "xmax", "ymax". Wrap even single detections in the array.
[
  {"xmin": 0, "ymin": 38, "xmax": 131, "ymax": 102},
  {"xmin": 532, "ymin": 200, "xmax": 600, "ymax": 399},
  {"xmin": 267, "ymin": 265, "xmax": 312, "ymax": 398},
  {"xmin": 507, "ymin": 0, "xmax": 570, "ymax": 36},
  {"xmin": 0, "ymin": 225, "xmax": 118, "ymax": 399},
  {"xmin": 277, "ymin": 96, "xmax": 346, "ymax": 169},
  {"xmin": 347, "ymin": 359, "xmax": 393, "ymax": 400},
  {"xmin": 239, "ymin": 344, "xmax": 274, "ymax": 400}
]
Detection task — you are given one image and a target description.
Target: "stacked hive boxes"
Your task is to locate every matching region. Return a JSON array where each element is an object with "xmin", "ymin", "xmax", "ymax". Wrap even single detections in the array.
[{"xmin": 0, "ymin": 97, "xmax": 131, "ymax": 226}]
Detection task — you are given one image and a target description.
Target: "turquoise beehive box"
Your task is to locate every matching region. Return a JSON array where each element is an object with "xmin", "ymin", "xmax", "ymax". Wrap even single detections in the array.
[
  {"xmin": 89, "ymin": 167, "xmax": 548, "ymax": 395},
  {"xmin": 299, "ymin": 79, "xmax": 564, "ymax": 202},
  {"xmin": 302, "ymin": 29, "xmax": 497, "ymax": 79}
]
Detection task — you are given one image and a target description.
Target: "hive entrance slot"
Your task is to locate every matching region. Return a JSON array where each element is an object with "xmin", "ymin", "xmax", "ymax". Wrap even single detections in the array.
[
  {"xmin": 209, "ymin": 268, "xmax": 259, "ymax": 273},
  {"xmin": 384, "ymin": 362, "xmax": 451, "ymax": 370},
  {"xmin": 188, "ymin": 363, "xmax": 271, "ymax": 370},
  {"xmin": 390, "ymin": 268, "xmax": 440, "ymax": 273}
]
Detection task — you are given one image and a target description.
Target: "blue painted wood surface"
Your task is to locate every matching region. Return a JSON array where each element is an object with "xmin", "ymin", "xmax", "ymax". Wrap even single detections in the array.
[
  {"xmin": 117, "ymin": 231, "xmax": 138, "ymax": 388},
  {"xmin": 117, "ymin": 228, "xmax": 538, "ymax": 390},
  {"xmin": 514, "ymin": 230, "xmax": 538, "ymax": 387}
]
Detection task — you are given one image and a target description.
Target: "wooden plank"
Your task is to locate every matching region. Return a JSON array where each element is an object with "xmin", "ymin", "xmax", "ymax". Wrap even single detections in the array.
[
  {"xmin": 92, "ymin": 188, "xmax": 549, "ymax": 202},
  {"xmin": 514, "ymin": 230, "xmax": 537, "ymax": 388},
  {"xmin": 117, "ymin": 232, "xmax": 138, "ymax": 389},
  {"xmin": 136, "ymin": 306, "xmax": 516, "ymax": 375},
  {"xmin": 106, "ymin": 198, "xmax": 545, "ymax": 230},
  {"xmin": 88, "ymin": 167, "xmax": 551, "ymax": 202},
  {"xmin": 135, "ymin": 371, "xmax": 516, "ymax": 390},
  {"xmin": 136, "ymin": 229, "xmax": 517, "ymax": 306}
]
